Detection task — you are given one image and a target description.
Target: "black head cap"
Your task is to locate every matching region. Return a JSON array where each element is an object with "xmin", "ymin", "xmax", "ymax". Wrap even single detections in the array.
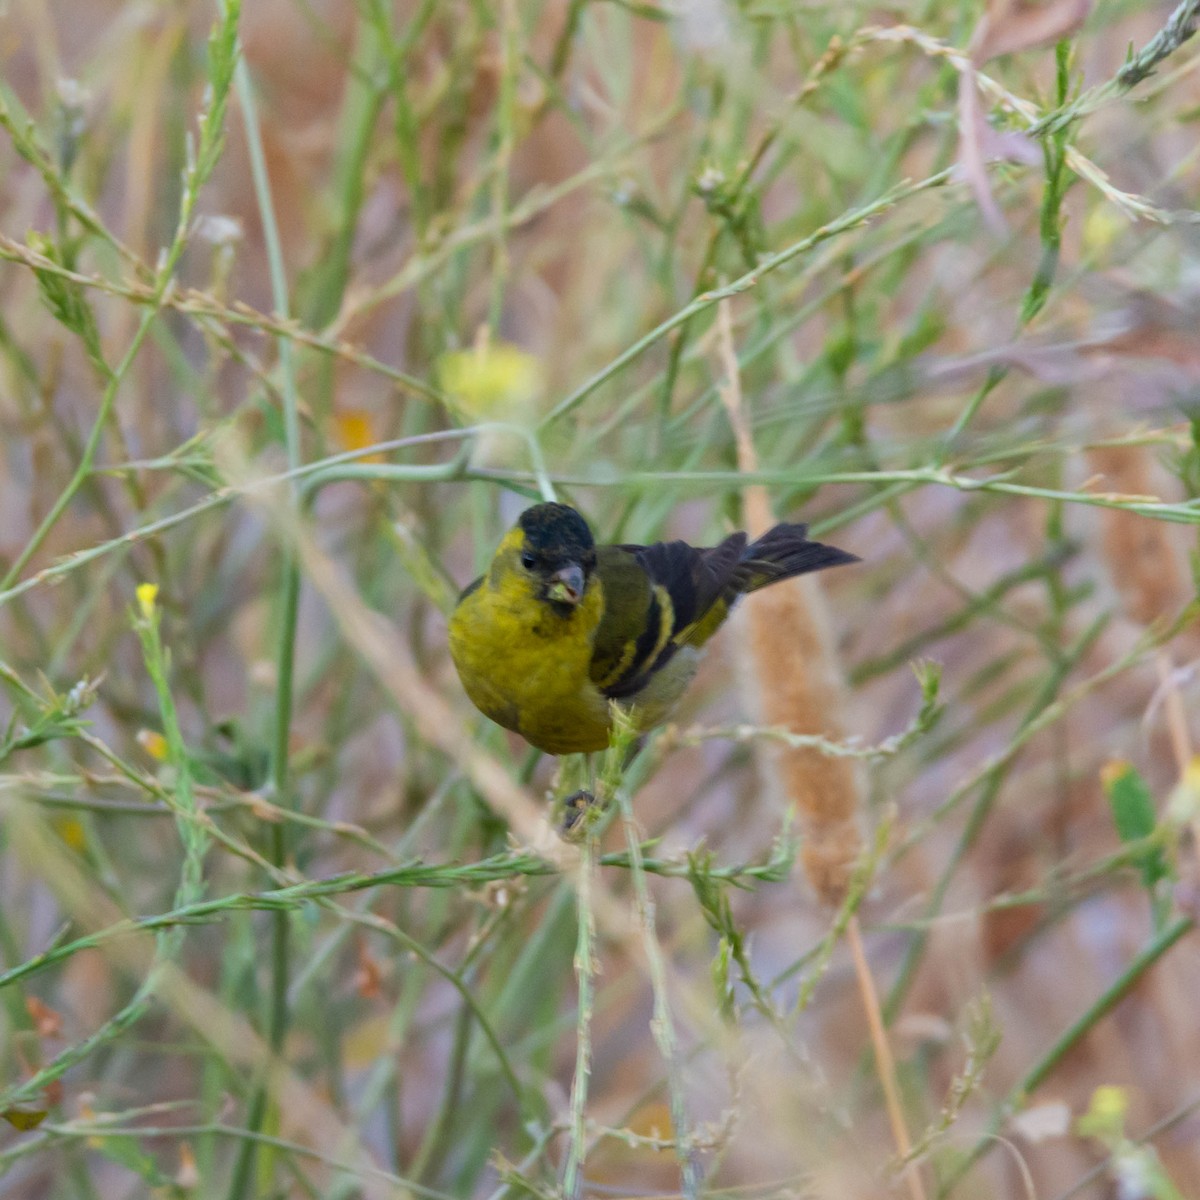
[{"xmin": 518, "ymin": 503, "xmax": 596, "ymax": 568}]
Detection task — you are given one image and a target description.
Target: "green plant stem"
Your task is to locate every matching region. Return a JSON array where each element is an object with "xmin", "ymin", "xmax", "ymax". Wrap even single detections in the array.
[
  {"xmin": 540, "ymin": 170, "xmax": 954, "ymax": 429},
  {"xmin": 408, "ymin": 998, "xmax": 474, "ymax": 1184},
  {"xmin": 469, "ymin": 463, "xmax": 1200, "ymax": 525},
  {"xmin": 0, "ymin": 434, "xmax": 475, "ymax": 612},
  {"xmin": 883, "ymin": 614, "xmax": 1108, "ymax": 1024},
  {"xmin": 0, "ymin": 308, "xmax": 156, "ymax": 591},
  {"xmin": 894, "ymin": 613, "xmax": 1189, "ymax": 862},
  {"xmin": 1026, "ymin": 0, "xmax": 1199, "ymax": 137},
  {"xmin": 0, "ymin": 1120, "xmax": 462, "ymax": 1200},
  {"xmin": 226, "ymin": 48, "xmax": 302, "ymax": 1200},
  {"xmin": 562, "ymin": 834, "xmax": 596, "ymax": 1200},
  {"xmin": 939, "ymin": 914, "xmax": 1195, "ymax": 1197},
  {"xmin": 618, "ymin": 788, "xmax": 703, "ymax": 1198},
  {"xmin": 1, "ymin": 590, "xmax": 211, "ymax": 1115},
  {"xmin": 0, "ymin": 232, "xmax": 446, "ymax": 400},
  {"xmin": 10, "ymin": 427, "xmax": 1200, "ymax": 617},
  {"xmin": 0, "ymin": 841, "xmax": 797, "ymax": 999},
  {"xmin": 486, "ymin": 0, "xmax": 517, "ymax": 331},
  {"xmin": 2, "ymin": 1, "xmax": 240, "ymax": 589}
]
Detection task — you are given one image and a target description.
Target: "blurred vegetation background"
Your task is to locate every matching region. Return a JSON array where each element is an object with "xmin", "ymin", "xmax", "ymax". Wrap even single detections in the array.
[{"xmin": 1, "ymin": 0, "xmax": 1199, "ymax": 1197}]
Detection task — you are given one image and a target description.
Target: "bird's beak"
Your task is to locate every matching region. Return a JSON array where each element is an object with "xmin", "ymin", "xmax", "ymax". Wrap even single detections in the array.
[{"xmin": 547, "ymin": 563, "xmax": 586, "ymax": 606}]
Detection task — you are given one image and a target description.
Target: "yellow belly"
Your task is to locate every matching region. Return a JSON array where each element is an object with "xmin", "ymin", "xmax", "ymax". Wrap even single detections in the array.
[
  {"xmin": 449, "ymin": 571, "xmax": 707, "ymax": 754},
  {"xmin": 448, "ymin": 574, "xmax": 613, "ymax": 754}
]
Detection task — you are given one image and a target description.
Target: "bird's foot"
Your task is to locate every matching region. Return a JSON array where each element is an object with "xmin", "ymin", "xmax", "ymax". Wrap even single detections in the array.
[{"xmin": 559, "ymin": 789, "xmax": 599, "ymax": 840}]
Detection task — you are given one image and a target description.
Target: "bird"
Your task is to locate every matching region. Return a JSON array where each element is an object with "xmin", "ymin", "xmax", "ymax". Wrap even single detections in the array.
[{"xmin": 447, "ymin": 502, "xmax": 858, "ymax": 755}]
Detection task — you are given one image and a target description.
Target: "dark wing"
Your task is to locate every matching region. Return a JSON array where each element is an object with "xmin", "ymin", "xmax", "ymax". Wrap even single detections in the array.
[
  {"xmin": 589, "ymin": 535, "xmax": 747, "ymax": 699},
  {"xmin": 732, "ymin": 522, "xmax": 859, "ymax": 593},
  {"xmin": 590, "ymin": 522, "xmax": 857, "ymax": 699}
]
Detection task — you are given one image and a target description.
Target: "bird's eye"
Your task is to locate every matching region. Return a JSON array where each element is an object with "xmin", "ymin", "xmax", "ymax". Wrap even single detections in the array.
[{"xmin": 520, "ymin": 551, "xmax": 536, "ymax": 570}]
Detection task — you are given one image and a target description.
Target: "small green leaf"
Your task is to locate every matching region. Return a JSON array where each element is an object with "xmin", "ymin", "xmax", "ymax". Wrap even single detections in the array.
[
  {"xmin": 2, "ymin": 1108, "xmax": 48, "ymax": 1131},
  {"xmin": 1100, "ymin": 761, "xmax": 1168, "ymax": 888},
  {"xmin": 1102, "ymin": 761, "xmax": 1156, "ymax": 842},
  {"xmin": 712, "ymin": 937, "xmax": 735, "ymax": 1021}
]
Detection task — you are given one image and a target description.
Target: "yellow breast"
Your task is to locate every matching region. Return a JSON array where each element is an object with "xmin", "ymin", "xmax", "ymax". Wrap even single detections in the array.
[{"xmin": 448, "ymin": 565, "xmax": 612, "ymax": 754}]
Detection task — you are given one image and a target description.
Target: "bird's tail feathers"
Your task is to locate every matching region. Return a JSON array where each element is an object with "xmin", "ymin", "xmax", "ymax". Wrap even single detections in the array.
[{"xmin": 734, "ymin": 522, "xmax": 859, "ymax": 594}]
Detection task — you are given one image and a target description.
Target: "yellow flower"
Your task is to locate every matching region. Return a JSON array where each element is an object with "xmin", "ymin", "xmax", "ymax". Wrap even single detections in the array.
[
  {"xmin": 437, "ymin": 340, "xmax": 543, "ymax": 424},
  {"xmin": 137, "ymin": 729, "xmax": 170, "ymax": 762},
  {"xmin": 1077, "ymin": 1084, "xmax": 1129, "ymax": 1141},
  {"xmin": 1089, "ymin": 1086, "xmax": 1128, "ymax": 1122},
  {"xmin": 53, "ymin": 816, "xmax": 87, "ymax": 852},
  {"xmin": 1099, "ymin": 759, "xmax": 1132, "ymax": 790},
  {"xmin": 1082, "ymin": 204, "xmax": 1125, "ymax": 259},
  {"xmin": 1168, "ymin": 754, "xmax": 1200, "ymax": 825},
  {"xmin": 334, "ymin": 409, "xmax": 383, "ymax": 463},
  {"xmin": 136, "ymin": 582, "xmax": 159, "ymax": 621}
]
